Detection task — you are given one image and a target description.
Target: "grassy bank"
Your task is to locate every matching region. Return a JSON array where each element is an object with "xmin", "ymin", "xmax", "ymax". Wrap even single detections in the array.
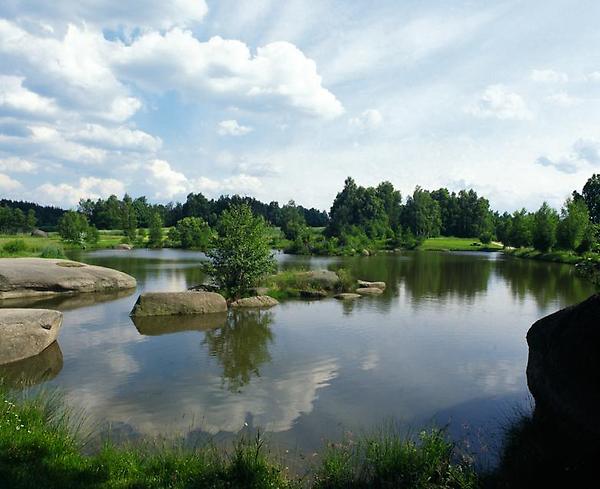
[
  {"xmin": 0, "ymin": 231, "xmax": 125, "ymax": 258},
  {"xmin": 0, "ymin": 390, "xmax": 476, "ymax": 489},
  {"xmin": 419, "ymin": 237, "xmax": 502, "ymax": 252},
  {"xmin": 503, "ymin": 247, "xmax": 600, "ymax": 265}
]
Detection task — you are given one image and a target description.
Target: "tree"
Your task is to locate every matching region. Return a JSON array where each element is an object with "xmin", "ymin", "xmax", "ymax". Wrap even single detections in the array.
[
  {"xmin": 557, "ymin": 197, "xmax": 590, "ymax": 251},
  {"xmin": 532, "ymin": 202, "xmax": 559, "ymax": 252},
  {"xmin": 121, "ymin": 194, "xmax": 138, "ymax": 243},
  {"xmin": 58, "ymin": 211, "xmax": 98, "ymax": 247},
  {"xmin": 207, "ymin": 204, "xmax": 276, "ymax": 298},
  {"xmin": 148, "ymin": 212, "xmax": 164, "ymax": 248},
  {"xmin": 403, "ymin": 187, "xmax": 442, "ymax": 238},
  {"xmin": 508, "ymin": 209, "xmax": 533, "ymax": 248},
  {"xmin": 280, "ymin": 201, "xmax": 307, "ymax": 241},
  {"xmin": 174, "ymin": 217, "xmax": 211, "ymax": 249},
  {"xmin": 582, "ymin": 174, "xmax": 600, "ymax": 225},
  {"xmin": 26, "ymin": 209, "xmax": 37, "ymax": 231}
]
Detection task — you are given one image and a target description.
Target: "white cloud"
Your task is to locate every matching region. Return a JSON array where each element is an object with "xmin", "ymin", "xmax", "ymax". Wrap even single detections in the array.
[
  {"xmin": 147, "ymin": 159, "xmax": 189, "ymax": 199},
  {"xmin": 530, "ymin": 69, "xmax": 569, "ymax": 83},
  {"xmin": 192, "ymin": 174, "xmax": 263, "ymax": 196},
  {"xmin": 28, "ymin": 125, "xmax": 106, "ymax": 164},
  {"xmin": 71, "ymin": 124, "xmax": 162, "ymax": 152},
  {"xmin": 37, "ymin": 177, "xmax": 125, "ymax": 206},
  {"xmin": 217, "ymin": 119, "xmax": 253, "ymax": 136},
  {"xmin": 0, "ymin": 157, "xmax": 37, "ymax": 173},
  {"xmin": 467, "ymin": 85, "xmax": 533, "ymax": 120},
  {"xmin": 535, "ymin": 138, "xmax": 600, "ymax": 174},
  {"xmin": 546, "ymin": 92, "xmax": 580, "ymax": 107},
  {"xmin": 115, "ymin": 31, "xmax": 343, "ymax": 119},
  {"xmin": 0, "ymin": 20, "xmax": 141, "ymax": 122},
  {"xmin": 0, "ymin": 172, "xmax": 21, "ymax": 191},
  {"xmin": 587, "ymin": 71, "xmax": 600, "ymax": 82},
  {"xmin": 0, "ymin": 75, "xmax": 58, "ymax": 116},
  {"xmin": 349, "ymin": 109, "xmax": 383, "ymax": 131},
  {"xmin": 0, "ymin": 0, "xmax": 209, "ymax": 31}
]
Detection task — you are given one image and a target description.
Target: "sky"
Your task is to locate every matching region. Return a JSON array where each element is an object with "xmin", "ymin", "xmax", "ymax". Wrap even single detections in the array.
[{"xmin": 1, "ymin": 0, "xmax": 600, "ymax": 212}]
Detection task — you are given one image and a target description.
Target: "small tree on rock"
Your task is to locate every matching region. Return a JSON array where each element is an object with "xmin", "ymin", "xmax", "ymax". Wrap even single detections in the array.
[{"xmin": 207, "ymin": 204, "xmax": 276, "ymax": 299}]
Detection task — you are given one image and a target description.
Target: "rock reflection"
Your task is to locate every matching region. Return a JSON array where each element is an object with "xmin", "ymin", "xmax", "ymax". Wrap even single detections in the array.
[
  {"xmin": 0, "ymin": 341, "xmax": 63, "ymax": 388},
  {"xmin": 0, "ymin": 288, "xmax": 135, "ymax": 311},
  {"xmin": 132, "ymin": 312, "xmax": 227, "ymax": 336},
  {"xmin": 203, "ymin": 310, "xmax": 274, "ymax": 392}
]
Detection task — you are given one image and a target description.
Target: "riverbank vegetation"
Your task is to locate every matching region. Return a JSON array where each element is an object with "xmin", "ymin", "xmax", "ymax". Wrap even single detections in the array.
[
  {"xmin": 0, "ymin": 389, "xmax": 478, "ymax": 489},
  {"xmin": 2, "ymin": 174, "xmax": 599, "ymax": 262}
]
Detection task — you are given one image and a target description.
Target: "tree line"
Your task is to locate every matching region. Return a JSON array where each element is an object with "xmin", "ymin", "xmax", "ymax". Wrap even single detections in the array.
[{"xmin": 3, "ymin": 174, "xmax": 600, "ymax": 255}]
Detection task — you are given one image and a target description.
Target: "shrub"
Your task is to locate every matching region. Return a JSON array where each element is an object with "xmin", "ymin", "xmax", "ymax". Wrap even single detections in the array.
[
  {"xmin": 207, "ymin": 204, "xmax": 276, "ymax": 299},
  {"xmin": 2, "ymin": 239, "xmax": 27, "ymax": 254},
  {"xmin": 479, "ymin": 231, "xmax": 493, "ymax": 245},
  {"xmin": 39, "ymin": 245, "xmax": 66, "ymax": 259}
]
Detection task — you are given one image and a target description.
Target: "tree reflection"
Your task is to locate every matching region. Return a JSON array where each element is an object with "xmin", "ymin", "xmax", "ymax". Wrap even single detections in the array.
[{"xmin": 203, "ymin": 310, "xmax": 274, "ymax": 392}]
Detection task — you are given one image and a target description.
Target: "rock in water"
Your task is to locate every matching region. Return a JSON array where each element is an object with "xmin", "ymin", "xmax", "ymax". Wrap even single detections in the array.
[
  {"xmin": 130, "ymin": 291, "xmax": 227, "ymax": 316},
  {"xmin": 0, "ymin": 258, "xmax": 137, "ymax": 299},
  {"xmin": 334, "ymin": 293, "xmax": 361, "ymax": 300},
  {"xmin": 357, "ymin": 280, "xmax": 386, "ymax": 289},
  {"xmin": 526, "ymin": 294, "xmax": 600, "ymax": 437},
  {"xmin": 0, "ymin": 309, "xmax": 63, "ymax": 365},
  {"xmin": 356, "ymin": 287, "xmax": 384, "ymax": 295},
  {"xmin": 230, "ymin": 296, "xmax": 279, "ymax": 308}
]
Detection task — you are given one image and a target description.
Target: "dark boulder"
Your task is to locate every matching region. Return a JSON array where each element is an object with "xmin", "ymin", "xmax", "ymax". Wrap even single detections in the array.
[{"xmin": 526, "ymin": 294, "xmax": 600, "ymax": 438}]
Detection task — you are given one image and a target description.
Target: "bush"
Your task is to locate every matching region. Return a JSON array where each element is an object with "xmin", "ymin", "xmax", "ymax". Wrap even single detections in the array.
[
  {"xmin": 207, "ymin": 204, "xmax": 276, "ymax": 298},
  {"xmin": 2, "ymin": 239, "xmax": 27, "ymax": 254},
  {"xmin": 479, "ymin": 231, "xmax": 493, "ymax": 245},
  {"xmin": 39, "ymin": 245, "xmax": 66, "ymax": 259}
]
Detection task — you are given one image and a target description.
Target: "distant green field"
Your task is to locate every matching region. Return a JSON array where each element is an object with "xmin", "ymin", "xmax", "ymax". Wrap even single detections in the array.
[
  {"xmin": 0, "ymin": 230, "xmax": 125, "ymax": 257},
  {"xmin": 420, "ymin": 236, "xmax": 502, "ymax": 252}
]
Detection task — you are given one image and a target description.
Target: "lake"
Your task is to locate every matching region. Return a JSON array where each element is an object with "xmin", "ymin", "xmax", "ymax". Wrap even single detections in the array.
[{"xmin": 1, "ymin": 249, "xmax": 595, "ymax": 465}]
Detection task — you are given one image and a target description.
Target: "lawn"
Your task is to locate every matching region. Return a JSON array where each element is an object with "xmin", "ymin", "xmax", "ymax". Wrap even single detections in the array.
[
  {"xmin": 0, "ymin": 231, "xmax": 125, "ymax": 258},
  {"xmin": 420, "ymin": 236, "xmax": 503, "ymax": 252}
]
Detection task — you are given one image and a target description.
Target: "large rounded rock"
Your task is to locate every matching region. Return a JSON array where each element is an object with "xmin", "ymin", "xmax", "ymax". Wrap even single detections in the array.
[
  {"xmin": 357, "ymin": 280, "xmax": 386, "ymax": 289},
  {"xmin": 292, "ymin": 270, "xmax": 341, "ymax": 290},
  {"xmin": 30, "ymin": 229, "xmax": 48, "ymax": 238},
  {"xmin": 356, "ymin": 287, "xmax": 383, "ymax": 295},
  {"xmin": 0, "ymin": 258, "xmax": 137, "ymax": 299},
  {"xmin": 0, "ymin": 309, "xmax": 63, "ymax": 365},
  {"xmin": 526, "ymin": 294, "xmax": 600, "ymax": 437},
  {"xmin": 334, "ymin": 293, "xmax": 361, "ymax": 300},
  {"xmin": 230, "ymin": 296, "xmax": 279, "ymax": 308},
  {"xmin": 130, "ymin": 291, "xmax": 227, "ymax": 316}
]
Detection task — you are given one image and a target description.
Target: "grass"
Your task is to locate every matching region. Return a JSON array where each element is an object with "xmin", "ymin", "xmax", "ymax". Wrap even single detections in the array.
[
  {"xmin": 503, "ymin": 247, "xmax": 600, "ymax": 265},
  {"xmin": 419, "ymin": 237, "xmax": 502, "ymax": 252},
  {"xmin": 0, "ymin": 231, "xmax": 125, "ymax": 258},
  {"xmin": 0, "ymin": 389, "xmax": 479, "ymax": 489},
  {"xmin": 261, "ymin": 268, "xmax": 353, "ymax": 300},
  {"xmin": 313, "ymin": 426, "xmax": 477, "ymax": 489},
  {"xmin": 0, "ymin": 390, "xmax": 299, "ymax": 489}
]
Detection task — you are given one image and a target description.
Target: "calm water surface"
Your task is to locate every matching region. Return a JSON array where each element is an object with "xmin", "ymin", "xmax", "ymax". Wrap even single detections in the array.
[{"xmin": 1, "ymin": 249, "xmax": 596, "ymax": 462}]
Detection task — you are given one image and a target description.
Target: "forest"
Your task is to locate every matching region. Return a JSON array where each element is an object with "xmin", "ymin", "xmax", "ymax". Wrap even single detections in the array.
[{"xmin": 2, "ymin": 174, "xmax": 599, "ymax": 257}]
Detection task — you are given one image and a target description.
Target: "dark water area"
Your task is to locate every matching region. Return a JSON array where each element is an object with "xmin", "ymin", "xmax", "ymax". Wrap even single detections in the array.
[{"xmin": 1, "ymin": 249, "xmax": 596, "ymax": 466}]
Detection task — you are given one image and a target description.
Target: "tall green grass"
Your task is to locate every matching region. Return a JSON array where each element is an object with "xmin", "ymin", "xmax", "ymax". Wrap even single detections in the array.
[{"xmin": 0, "ymin": 390, "xmax": 480, "ymax": 489}]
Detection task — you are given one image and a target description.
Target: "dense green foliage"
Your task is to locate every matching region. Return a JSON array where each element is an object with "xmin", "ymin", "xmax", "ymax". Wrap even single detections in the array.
[
  {"xmin": 1, "ymin": 173, "xmax": 599, "ymax": 257},
  {"xmin": 169, "ymin": 217, "xmax": 212, "ymax": 249},
  {"xmin": 0, "ymin": 199, "xmax": 64, "ymax": 229},
  {"xmin": 0, "ymin": 206, "xmax": 33, "ymax": 233},
  {"xmin": 207, "ymin": 204, "xmax": 276, "ymax": 298},
  {"xmin": 147, "ymin": 212, "xmax": 164, "ymax": 248},
  {"xmin": 57, "ymin": 211, "xmax": 99, "ymax": 247}
]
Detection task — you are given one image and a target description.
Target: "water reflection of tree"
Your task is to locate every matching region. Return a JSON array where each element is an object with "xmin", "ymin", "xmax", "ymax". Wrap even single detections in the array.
[
  {"xmin": 494, "ymin": 257, "xmax": 596, "ymax": 309},
  {"xmin": 399, "ymin": 252, "xmax": 492, "ymax": 304},
  {"xmin": 202, "ymin": 310, "xmax": 274, "ymax": 392}
]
